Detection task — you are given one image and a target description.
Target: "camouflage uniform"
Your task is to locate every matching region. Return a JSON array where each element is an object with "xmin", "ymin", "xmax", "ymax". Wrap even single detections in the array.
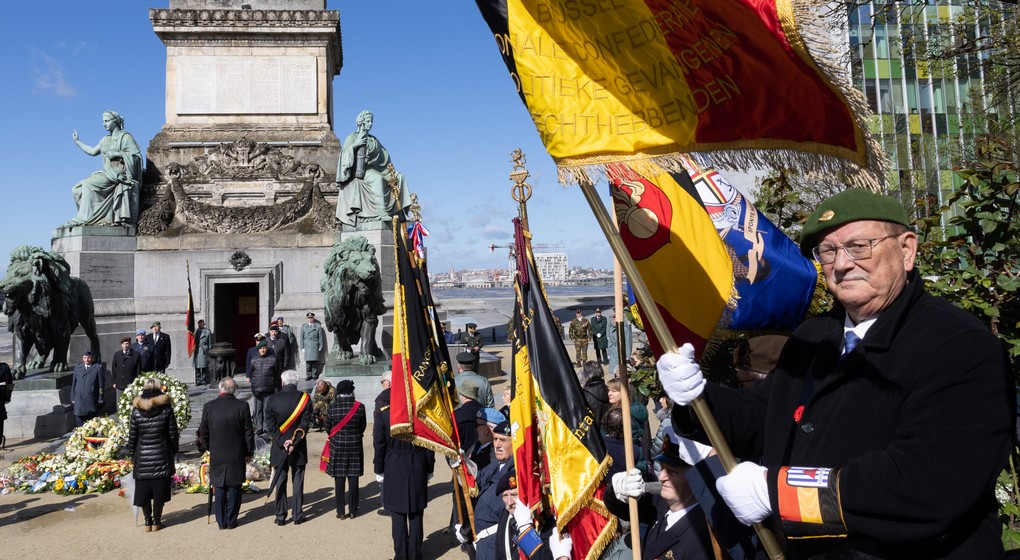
[
  {"xmin": 569, "ymin": 315, "xmax": 592, "ymax": 366},
  {"xmin": 312, "ymin": 381, "xmax": 335, "ymax": 430}
]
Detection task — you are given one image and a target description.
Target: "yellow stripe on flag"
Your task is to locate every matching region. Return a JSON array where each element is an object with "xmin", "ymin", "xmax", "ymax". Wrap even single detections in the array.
[{"xmin": 797, "ymin": 486, "xmax": 823, "ymax": 524}]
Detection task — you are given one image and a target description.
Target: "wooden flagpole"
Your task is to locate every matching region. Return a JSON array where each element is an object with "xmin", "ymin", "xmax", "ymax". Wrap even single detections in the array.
[
  {"xmin": 610, "ymin": 200, "xmax": 642, "ymax": 560},
  {"xmin": 577, "ymin": 179, "xmax": 785, "ymax": 560}
]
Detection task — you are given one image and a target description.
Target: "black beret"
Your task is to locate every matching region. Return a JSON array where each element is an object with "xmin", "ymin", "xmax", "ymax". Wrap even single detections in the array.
[
  {"xmin": 654, "ymin": 429, "xmax": 693, "ymax": 467},
  {"xmin": 800, "ymin": 189, "xmax": 910, "ymax": 258},
  {"xmin": 456, "ymin": 352, "xmax": 475, "ymax": 364},
  {"xmin": 493, "ymin": 419, "xmax": 511, "ymax": 437},
  {"xmin": 336, "ymin": 379, "xmax": 355, "ymax": 393},
  {"xmin": 494, "ymin": 466, "xmax": 517, "ymax": 495}
]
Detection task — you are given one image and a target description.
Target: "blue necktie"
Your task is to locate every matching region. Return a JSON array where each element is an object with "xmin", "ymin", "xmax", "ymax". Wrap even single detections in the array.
[{"xmin": 842, "ymin": 331, "xmax": 861, "ymax": 359}]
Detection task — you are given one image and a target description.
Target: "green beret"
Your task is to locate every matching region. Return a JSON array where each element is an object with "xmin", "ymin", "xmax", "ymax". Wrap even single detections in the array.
[
  {"xmin": 800, "ymin": 189, "xmax": 910, "ymax": 258},
  {"xmin": 256, "ymin": 340, "xmax": 268, "ymax": 349}
]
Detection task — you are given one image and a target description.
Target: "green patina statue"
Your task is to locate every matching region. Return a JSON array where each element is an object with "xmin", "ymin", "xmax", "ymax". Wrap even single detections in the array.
[
  {"xmin": 68, "ymin": 110, "xmax": 142, "ymax": 227},
  {"xmin": 335, "ymin": 110, "xmax": 412, "ymax": 230}
]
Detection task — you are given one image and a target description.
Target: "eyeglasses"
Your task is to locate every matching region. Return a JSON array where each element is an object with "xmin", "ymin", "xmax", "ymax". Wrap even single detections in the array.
[{"xmin": 811, "ymin": 235, "xmax": 898, "ymax": 264}]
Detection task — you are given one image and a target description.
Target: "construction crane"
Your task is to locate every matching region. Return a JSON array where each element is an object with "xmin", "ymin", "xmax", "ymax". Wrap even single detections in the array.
[{"xmin": 489, "ymin": 242, "xmax": 565, "ymax": 279}]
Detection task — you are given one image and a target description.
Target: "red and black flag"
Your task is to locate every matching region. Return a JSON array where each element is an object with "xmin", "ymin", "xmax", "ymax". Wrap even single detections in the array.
[
  {"xmin": 186, "ymin": 262, "xmax": 197, "ymax": 358},
  {"xmin": 510, "ymin": 218, "xmax": 616, "ymax": 559},
  {"xmin": 390, "ymin": 221, "xmax": 460, "ymax": 458}
]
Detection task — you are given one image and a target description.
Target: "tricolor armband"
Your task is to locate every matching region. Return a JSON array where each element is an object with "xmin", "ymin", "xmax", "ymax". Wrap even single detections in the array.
[
  {"xmin": 515, "ymin": 525, "xmax": 545, "ymax": 557},
  {"xmin": 776, "ymin": 466, "xmax": 847, "ymax": 538}
]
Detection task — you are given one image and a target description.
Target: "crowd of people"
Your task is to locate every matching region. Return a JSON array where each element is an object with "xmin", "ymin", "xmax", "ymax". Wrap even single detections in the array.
[{"xmin": 32, "ymin": 190, "xmax": 1018, "ymax": 558}]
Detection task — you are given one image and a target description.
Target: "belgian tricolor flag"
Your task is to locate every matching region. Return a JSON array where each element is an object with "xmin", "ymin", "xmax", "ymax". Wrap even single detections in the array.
[
  {"xmin": 185, "ymin": 264, "xmax": 197, "ymax": 358},
  {"xmin": 510, "ymin": 218, "xmax": 616, "ymax": 559},
  {"xmin": 389, "ymin": 220, "xmax": 460, "ymax": 458}
]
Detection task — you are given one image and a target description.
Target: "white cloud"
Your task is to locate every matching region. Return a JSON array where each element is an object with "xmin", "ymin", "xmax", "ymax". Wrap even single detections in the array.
[{"xmin": 28, "ymin": 47, "xmax": 76, "ymax": 98}]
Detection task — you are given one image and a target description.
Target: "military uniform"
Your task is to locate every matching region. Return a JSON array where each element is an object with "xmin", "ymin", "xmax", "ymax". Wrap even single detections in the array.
[
  {"xmin": 461, "ymin": 324, "xmax": 483, "ymax": 372},
  {"xmin": 590, "ymin": 310, "xmax": 609, "ymax": 364},
  {"xmin": 193, "ymin": 323, "xmax": 213, "ymax": 385},
  {"xmin": 568, "ymin": 313, "xmax": 592, "ymax": 366},
  {"xmin": 311, "ymin": 381, "xmax": 335, "ymax": 430},
  {"xmin": 300, "ymin": 314, "xmax": 327, "ymax": 380}
]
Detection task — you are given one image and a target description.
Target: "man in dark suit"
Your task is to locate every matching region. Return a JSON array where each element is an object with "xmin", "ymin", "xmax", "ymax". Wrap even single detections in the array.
[
  {"xmin": 264, "ymin": 369, "xmax": 312, "ymax": 525},
  {"xmin": 111, "ymin": 337, "xmax": 141, "ymax": 402},
  {"xmin": 606, "ymin": 428, "xmax": 717, "ymax": 560},
  {"xmin": 70, "ymin": 350, "xmax": 105, "ymax": 427},
  {"xmin": 131, "ymin": 329, "xmax": 155, "ymax": 372},
  {"xmin": 199, "ymin": 376, "xmax": 255, "ymax": 530},
  {"xmin": 265, "ymin": 325, "xmax": 291, "ymax": 374},
  {"xmin": 149, "ymin": 321, "xmax": 172, "ymax": 373},
  {"xmin": 375, "ymin": 374, "xmax": 434, "ymax": 560}
]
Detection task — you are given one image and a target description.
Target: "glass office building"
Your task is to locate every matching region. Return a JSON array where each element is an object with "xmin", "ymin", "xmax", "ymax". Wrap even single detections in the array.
[{"xmin": 847, "ymin": 1, "xmax": 1007, "ymax": 221}]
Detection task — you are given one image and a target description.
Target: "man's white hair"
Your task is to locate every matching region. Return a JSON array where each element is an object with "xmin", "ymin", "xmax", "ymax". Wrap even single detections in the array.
[{"xmin": 281, "ymin": 369, "xmax": 301, "ymax": 386}]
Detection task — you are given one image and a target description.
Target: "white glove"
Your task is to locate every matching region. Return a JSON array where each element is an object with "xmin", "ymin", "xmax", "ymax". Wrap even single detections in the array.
[
  {"xmin": 657, "ymin": 343, "xmax": 706, "ymax": 406},
  {"xmin": 611, "ymin": 468, "xmax": 645, "ymax": 502},
  {"xmin": 716, "ymin": 462, "xmax": 771, "ymax": 525},
  {"xmin": 454, "ymin": 523, "xmax": 469, "ymax": 544},
  {"xmin": 512, "ymin": 497, "xmax": 533, "ymax": 530},
  {"xmin": 548, "ymin": 528, "xmax": 572, "ymax": 559},
  {"xmin": 447, "ymin": 453, "xmax": 462, "ymax": 469},
  {"xmin": 676, "ymin": 435, "xmax": 714, "ymax": 465},
  {"xmin": 375, "ymin": 474, "xmax": 384, "ymax": 483}
]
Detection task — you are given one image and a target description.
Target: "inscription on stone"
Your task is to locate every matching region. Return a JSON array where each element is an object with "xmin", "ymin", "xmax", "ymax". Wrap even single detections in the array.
[{"xmin": 177, "ymin": 55, "xmax": 317, "ymax": 114}]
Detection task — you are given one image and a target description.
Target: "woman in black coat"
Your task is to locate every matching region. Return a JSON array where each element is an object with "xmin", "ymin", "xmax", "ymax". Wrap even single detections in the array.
[
  {"xmin": 126, "ymin": 377, "xmax": 180, "ymax": 531},
  {"xmin": 325, "ymin": 379, "xmax": 367, "ymax": 519}
]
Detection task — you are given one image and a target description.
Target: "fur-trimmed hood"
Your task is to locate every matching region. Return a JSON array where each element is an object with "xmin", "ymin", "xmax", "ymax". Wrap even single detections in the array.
[{"xmin": 132, "ymin": 392, "xmax": 171, "ymax": 413}]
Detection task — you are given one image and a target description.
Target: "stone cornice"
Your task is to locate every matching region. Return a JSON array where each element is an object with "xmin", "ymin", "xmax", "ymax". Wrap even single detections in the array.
[
  {"xmin": 150, "ymin": 8, "xmax": 339, "ymax": 28},
  {"xmin": 150, "ymin": 8, "xmax": 341, "ymax": 73}
]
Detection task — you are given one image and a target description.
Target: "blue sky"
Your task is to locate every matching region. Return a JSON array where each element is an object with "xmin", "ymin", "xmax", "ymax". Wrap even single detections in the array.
[{"xmin": 0, "ymin": 1, "xmax": 758, "ymax": 276}]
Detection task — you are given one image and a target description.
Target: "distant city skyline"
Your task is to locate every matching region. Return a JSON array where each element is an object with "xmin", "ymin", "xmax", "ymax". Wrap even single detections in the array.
[{"xmin": 0, "ymin": 1, "xmax": 761, "ymax": 277}]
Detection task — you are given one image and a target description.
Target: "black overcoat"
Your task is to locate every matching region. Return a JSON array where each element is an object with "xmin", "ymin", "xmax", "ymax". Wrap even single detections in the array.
[
  {"xmin": 199, "ymin": 393, "xmax": 255, "ymax": 487},
  {"xmin": 111, "ymin": 349, "xmax": 141, "ymax": 389},
  {"xmin": 149, "ymin": 332, "xmax": 172, "ymax": 372},
  {"xmin": 675, "ymin": 275, "xmax": 1014, "ymax": 559},
  {"xmin": 373, "ymin": 388, "xmax": 434, "ymax": 513},
  {"xmin": 265, "ymin": 385, "xmax": 312, "ymax": 467},
  {"xmin": 324, "ymin": 394, "xmax": 367, "ymax": 478}
]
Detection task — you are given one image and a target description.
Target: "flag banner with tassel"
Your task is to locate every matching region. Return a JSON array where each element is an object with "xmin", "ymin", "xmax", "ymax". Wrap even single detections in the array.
[
  {"xmin": 609, "ymin": 162, "xmax": 732, "ymax": 358},
  {"xmin": 390, "ymin": 221, "xmax": 460, "ymax": 458},
  {"xmin": 510, "ymin": 218, "xmax": 616, "ymax": 559},
  {"xmin": 186, "ymin": 264, "xmax": 197, "ymax": 358},
  {"xmin": 472, "ymin": 0, "xmax": 884, "ymax": 187},
  {"xmin": 679, "ymin": 156, "xmax": 817, "ymax": 330},
  {"xmin": 609, "ymin": 161, "xmax": 817, "ymax": 358}
]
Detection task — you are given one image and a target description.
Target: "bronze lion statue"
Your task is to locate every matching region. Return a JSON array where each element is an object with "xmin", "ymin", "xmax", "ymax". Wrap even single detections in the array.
[
  {"xmin": 321, "ymin": 236, "xmax": 386, "ymax": 365},
  {"xmin": 0, "ymin": 246, "xmax": 101, "ymax": 378}
]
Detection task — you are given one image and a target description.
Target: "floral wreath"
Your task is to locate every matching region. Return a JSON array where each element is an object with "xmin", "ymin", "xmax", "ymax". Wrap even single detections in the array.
[
  {"xmin": 117, "ymin": 372, "xmax": 191, "ymax": 431},
  {"xmin": 64, "ymin": 416, "xmax": 127, "ymax": 464}
]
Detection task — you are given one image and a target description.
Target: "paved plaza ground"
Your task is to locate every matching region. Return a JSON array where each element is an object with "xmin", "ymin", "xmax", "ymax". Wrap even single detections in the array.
[{"xmin": 0, "ymin": 340, "xmax": 648, "ymax": 559}]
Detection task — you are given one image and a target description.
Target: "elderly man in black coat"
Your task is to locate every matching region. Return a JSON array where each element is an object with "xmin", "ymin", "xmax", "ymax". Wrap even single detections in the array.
[
  {"xmin": 265, "ymin": 369, "xmax": 312, "ymax": 526},
  {"xmin": 198, "ymin": 376, "xmax": 255, "ymax": 530},
  {"xmin": 374, "ymin": 379, "xmax": 435, "ymax": 560},
  {"xmin": 661, "ymin": 189, "xmax": 1015, "ymax": 559},
  {"xmin": 111, "ymin": 336, "xmax": 141, "ymax": 402},
  {"xmin": 148, "ymin": 322, "xmax": 172, "ymax": 373}
]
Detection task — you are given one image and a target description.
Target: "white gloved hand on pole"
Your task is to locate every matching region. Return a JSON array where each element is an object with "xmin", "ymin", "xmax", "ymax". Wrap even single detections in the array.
[
  {"xmin": 512, "ymin": 497, "xmax": 533, "ymax": 530},
  {"xmin": 548, "ymin": 528, "xmax": 572, "ymax": 559},
  {"xmin": 716, "ymin": 461, "xmax": 771, "ymax": 525},
  {"xmin": 611, "ymin": 468, "xmax": 645, "ymax": 502},
  {"xmin": 657, "ymin": 343, "xmax": 706, "ymax": 406}
]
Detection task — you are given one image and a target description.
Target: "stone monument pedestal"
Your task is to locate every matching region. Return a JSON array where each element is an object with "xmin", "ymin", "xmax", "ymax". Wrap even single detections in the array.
[
  {"xmin": 321, "ymin": 356, "xmax": 392, "ymax": 419},
  {"xmin": 4, "ymin": 368, "xmax": 114, "ymax": 439}
]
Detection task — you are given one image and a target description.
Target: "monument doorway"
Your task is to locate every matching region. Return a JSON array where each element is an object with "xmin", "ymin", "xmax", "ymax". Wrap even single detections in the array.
[{"xmin": 214, "ymin": 282, "xmax": 260, "ymax": 369}]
